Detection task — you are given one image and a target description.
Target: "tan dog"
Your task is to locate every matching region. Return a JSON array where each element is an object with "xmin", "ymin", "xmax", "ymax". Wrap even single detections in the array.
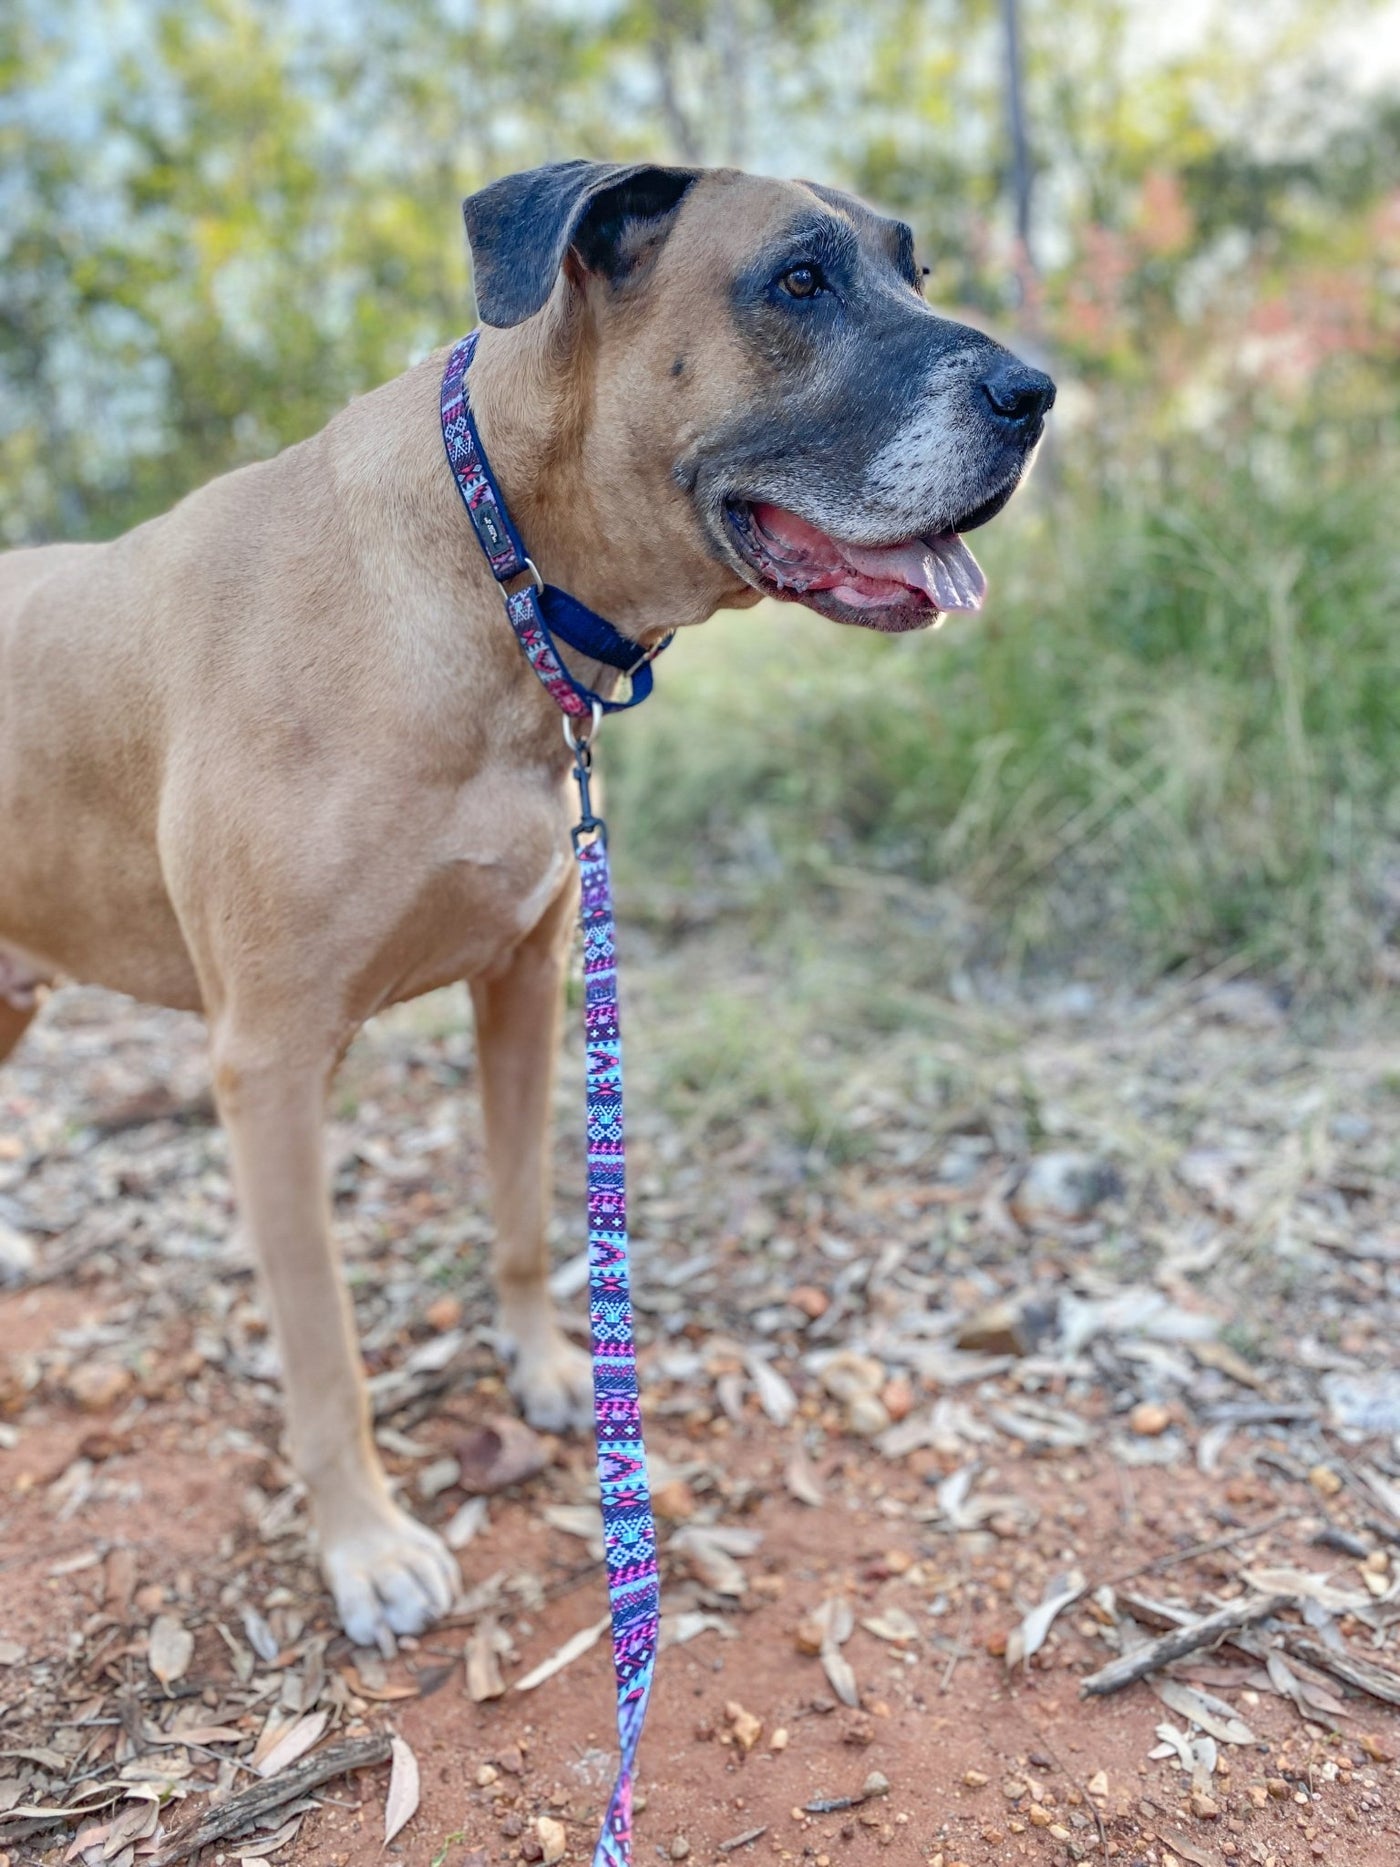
[{"xmin": 0, "ymin": 161, "xmax": 1053, "ymax": 1647}]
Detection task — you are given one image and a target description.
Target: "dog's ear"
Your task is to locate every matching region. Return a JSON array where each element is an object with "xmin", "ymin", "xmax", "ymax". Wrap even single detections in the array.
[{"xmin": 463, "ymin": 160, "xmax": 698, "ymax": 328}]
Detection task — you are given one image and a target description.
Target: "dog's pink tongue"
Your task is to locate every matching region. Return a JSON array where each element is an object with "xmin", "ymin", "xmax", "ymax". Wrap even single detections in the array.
[{"xmin": 751, "ymin": 503, "xmax": 986, "ymax": 612}]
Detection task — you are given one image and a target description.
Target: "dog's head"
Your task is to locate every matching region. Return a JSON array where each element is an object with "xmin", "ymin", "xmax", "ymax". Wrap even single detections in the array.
[{"xmin": 463, "ymin": 161, "xmax": 1053, "ymax": 634}]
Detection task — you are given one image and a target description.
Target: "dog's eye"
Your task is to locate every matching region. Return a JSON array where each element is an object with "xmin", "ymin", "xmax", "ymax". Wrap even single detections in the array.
[{"xmin": 779, "ymin": 263, "xmax": 824, "ymax": 299}]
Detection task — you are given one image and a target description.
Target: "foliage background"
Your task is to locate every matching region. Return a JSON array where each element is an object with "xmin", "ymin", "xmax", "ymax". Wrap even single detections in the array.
[{"xmin": 3, "ymin": 0, "xmax": 1398, "ymax": 989}]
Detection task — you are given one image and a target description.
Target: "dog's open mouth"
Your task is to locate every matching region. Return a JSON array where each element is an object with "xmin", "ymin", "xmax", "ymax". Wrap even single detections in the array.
[{"xmin": 724, "ymin": 500, "xmax": 989, "ymax": 632}]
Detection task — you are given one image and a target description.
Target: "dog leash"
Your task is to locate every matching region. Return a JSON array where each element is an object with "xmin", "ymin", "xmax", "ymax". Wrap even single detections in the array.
[{"xmin": 442, "ymin": 332, "xmax": 667, "ymax": 1867}]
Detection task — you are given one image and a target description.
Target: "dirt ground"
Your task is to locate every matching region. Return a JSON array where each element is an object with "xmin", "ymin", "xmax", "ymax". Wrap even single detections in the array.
[{"xmin": 5, "ymin": 911, "xmax": 1400, "ymax": 1867}]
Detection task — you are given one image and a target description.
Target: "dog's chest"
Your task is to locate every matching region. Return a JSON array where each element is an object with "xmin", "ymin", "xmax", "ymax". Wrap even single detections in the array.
[{"xmin": 367, "ymin": 774, "xmax": 573, "ymax": 1007}]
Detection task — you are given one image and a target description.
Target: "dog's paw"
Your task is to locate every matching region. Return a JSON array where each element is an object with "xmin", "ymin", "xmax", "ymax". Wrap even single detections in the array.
[
  {"xmin": 508, "ymin": 1329, "xmax": 594, "ymax": 1434},
  {"xmin": 321, "ymin": 1504, "xmax": 460, "ymax": 1653}
]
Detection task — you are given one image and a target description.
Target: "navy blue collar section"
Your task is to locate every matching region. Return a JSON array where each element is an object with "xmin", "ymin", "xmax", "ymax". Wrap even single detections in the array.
[{"xmin": 440, "ymin": 331, "xmax": 671, "ymax": 718}]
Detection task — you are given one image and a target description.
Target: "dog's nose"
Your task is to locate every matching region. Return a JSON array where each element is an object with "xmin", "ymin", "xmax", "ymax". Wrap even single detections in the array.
[{"xmin": 979, "ymin": 361, "xmax": 1056, "ymax": 430}]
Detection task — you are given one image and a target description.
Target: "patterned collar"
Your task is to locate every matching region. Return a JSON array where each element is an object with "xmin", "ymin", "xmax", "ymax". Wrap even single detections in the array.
[{"xmin": 439, "ymin": 332, "xmax": 671, "ymax": 719}]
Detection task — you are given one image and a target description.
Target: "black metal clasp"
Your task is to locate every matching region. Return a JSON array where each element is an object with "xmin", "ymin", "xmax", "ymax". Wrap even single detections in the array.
[{"xmin": 565, "ymin": 703, "xmax": 606, "ymax": 849}]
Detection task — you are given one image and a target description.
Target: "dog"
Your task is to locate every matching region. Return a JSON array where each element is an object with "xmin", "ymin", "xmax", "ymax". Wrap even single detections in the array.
[{"xmin": 0, "ymin": 160, "xmax": 1054, "ymax": 1649}]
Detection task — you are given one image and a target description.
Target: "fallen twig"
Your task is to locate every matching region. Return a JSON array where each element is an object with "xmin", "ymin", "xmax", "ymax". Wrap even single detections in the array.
[
  {"xmin": 1098, "ymin": 1509, "xmax": 1300, "ymax": 1590},
  {"xmin": 717, "ymin": 1825, "xmax": 768, "ymax": 1852},
  {"xmin": 1280, "ymin": 1634, "xmax": 1400, "ymax": 1709},
  {"xmin": 151, "ymin": 1734, "xmax": 391, "ymax": 1866},
  {"xmin": 1081, "ymin": 1594, "xmax": 1293, "ymax": 1698}
]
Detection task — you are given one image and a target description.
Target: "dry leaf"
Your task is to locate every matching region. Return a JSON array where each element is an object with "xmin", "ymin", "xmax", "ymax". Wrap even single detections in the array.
[
  {"xmin": 660, "ymin": 1611, "xmax": 731, "ymax": 1650},
  {"xmin": 147, "ymin": 1615, "xmax": 193, "ymax": 1688},
  {"xmin": 383, "ymin": 1734, "xmax": 420, "ymax": 1845},
  {"xmin": 820, "ymin": 1645, "xmax": 860, "ymax": 1707},
  {"xmin": 811, "ymin": 1595, "xmax": 854, "ymax": 1647},
  {"xmin": 241, "ymin": 1607, "xmax": 280, "ymax": 1664},
  {"xmin": 254, "ymin": 1709, "xmax": 328, "ymax": 1779},
  {"xmin": 1152, "ymin": 1680, "xmax": 1255, "ymax": 1746},
  {"xmin": 784, "ymin": 1447, "xmax": 825, "ymax": 1507},
  {"xmin": 153, "ymin": 1724, "xmax": 245, "ymax": 1748},
  {"xmin": 746, "ymin": 1352, "xmax": 797, "ymax": 1427},
  {"xmin": 671, "ymin": 1526, "xmax": 748, "ymax": 1596},
  {"xmin": 1244, "ymin": 1567, "xmax": 1373, "ymax": 1616},
  {"xmin": 466, "ymin": 1618, "xmax": 506, "ymax": 1703},
  {"xmin": 444, "ymin": 1495, "xmax": 489, "ymax": 1550},
  {"xmin": 1005, "ymin": 1570, "xmax": 1085, "ymax": 1670},
  {"xmin": 232, "ymin": 1812, "xmax": 303, "ymax": 1859},
  {"xmin": 514, "ymin": 1616, "xmax": 607, "ymax": 1692},
  {"xmin": 1152, "ymin": 1825, "xmax": 1224, "ymax": 1867},
  {"xmin": 340, "ymin": 1664, "xmax": 419, "ymax": 1703},
  {"xmin": 861, "ymin": 1607, "xmax": 920, "ymax": 1646},
  {"xmin": 1264, "ymin": 1650, "xmax": 1348, "ymax": 1724}
]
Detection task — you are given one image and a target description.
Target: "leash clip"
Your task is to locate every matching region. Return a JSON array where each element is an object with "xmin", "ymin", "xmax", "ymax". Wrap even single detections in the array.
[{"xmin": 566, "ymin": 703, "xmax": 606, "ymax": 849}]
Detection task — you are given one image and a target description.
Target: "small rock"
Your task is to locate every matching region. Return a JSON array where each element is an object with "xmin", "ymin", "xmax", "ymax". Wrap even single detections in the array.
[
  {"xmin": 956, "ymin": 1292, "xmax": 1058, "ymax": 1357},
  {"xmin": 1266, "ymin": 1779, "xmax": 1291, "ymax": 1800},
  {"xmin": 862, "ymin": 1770, "xmax": 890, "ymax": 1799},
  {"xmin": 881, "ymin": 1376, "xmax": 914, "ymax": 1422},
  {"xmin": 820, "ymin": 1351, "xmax": 885, "ymax": 1403},
  {"xmin": 475, "ymin": 1763, "xmax": 498, "ymax": 1787},
  {"xmin": 535, "ymin": 1815, "xmax": 567, "ymax": 1865},
  {"xmin": 1308, "ymin": 1464, "xmax": 1344, "ymax": 1498},
  {"xmin": 845, "ymin": 1393, "xmax": 891, "ymax": 1438},
  {"xmin": 794, "ymin": 1615, "xmax": 825, "ymax": 1656},
  {"xmin": 1129, "ymin": 1401, "xmax": 1172, "ymax": 1438},
  {"xmin": 770, "ymin": 1728, "xmax": 789, "ymax": 1752},
  {"xmin": 724, "ymin": 1700, "xmax": 763, "ymax": 1751},
  {"xmin": 1191, "ymin": 1790, "xmax": 1220, "ymax": 1819},
  {"xmin": 68, "ymin": 1361, "xmax": 132, "ymax": 1412},
  {"xmin": 133, "ymin": 1582, "xmax": 167, "ymax": 1616},
  {"xmin": 791, "ymin": 1286, "xmax": 829, "ymax": 1320},
  {"xmin": 424, "ymin": 1293, "xmax": 463, "ymax": 1332},
  {"xmin": 963, "ymin": 1769, "xmax": 989, "ymax": 1788},
  {"xmin": 1012, "ymin": 1152, "xmax": 1122, "ymax": 1223},
  {"xmin": 1028, "ymin": 1805, "xmax": 1053, "ymax": 1826},
  {"xmin": 669, "ymin": 1839, "xmax": 691, "ymax": 1862}
]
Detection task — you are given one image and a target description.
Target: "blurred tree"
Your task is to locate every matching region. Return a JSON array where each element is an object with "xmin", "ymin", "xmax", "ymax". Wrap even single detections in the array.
[{"xmin": 0, "ymin": 0, "xmax": 1395, "ymax": 544}]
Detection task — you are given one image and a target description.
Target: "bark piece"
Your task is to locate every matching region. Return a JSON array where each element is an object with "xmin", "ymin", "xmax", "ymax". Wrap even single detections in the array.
[
  {"xmin": 150, "ymin": 1734, "xmax": 391, "ymax": 1865},
  {"xmin": 1081, "ymin": 1595, "xmax": 1292, "ymax": 1698}
]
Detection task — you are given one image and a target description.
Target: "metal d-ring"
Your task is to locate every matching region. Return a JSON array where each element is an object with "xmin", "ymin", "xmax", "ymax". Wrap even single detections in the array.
[{"xmin": 563, "ymin": 698, "xmax": 603, "ymax": 754}]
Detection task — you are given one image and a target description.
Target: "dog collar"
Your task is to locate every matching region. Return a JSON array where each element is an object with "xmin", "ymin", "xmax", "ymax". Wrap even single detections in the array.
[{"xmin": 440, "ymin": 332, "xmax": 671, "ymax": 719}]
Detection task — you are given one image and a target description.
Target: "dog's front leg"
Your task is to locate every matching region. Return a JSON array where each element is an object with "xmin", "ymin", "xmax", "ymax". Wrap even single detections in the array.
[
  {"xmin": 470, "ymin": 877, "xmax": 593, "ymax": 1432},
  {"xmin": 212, "ymin": 1028, "xmax": 459, "ymax": 1647}
]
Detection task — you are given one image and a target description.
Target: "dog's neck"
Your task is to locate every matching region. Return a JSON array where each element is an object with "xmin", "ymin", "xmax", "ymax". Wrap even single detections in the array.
[{"xmin": 463, "ymin": 288, "xmax": 747, "ymax": 640}]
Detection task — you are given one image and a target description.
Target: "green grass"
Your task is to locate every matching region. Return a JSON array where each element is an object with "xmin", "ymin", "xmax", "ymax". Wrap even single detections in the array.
[{"xmin": 609, "ymin": 434, "xmax": 1400, "ymax": 992}]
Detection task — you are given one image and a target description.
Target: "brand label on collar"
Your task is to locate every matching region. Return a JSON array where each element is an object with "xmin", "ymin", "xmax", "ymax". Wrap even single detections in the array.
[{"xmin": 470, "ymin": 498, "xmax": 508, "ymax": 558}]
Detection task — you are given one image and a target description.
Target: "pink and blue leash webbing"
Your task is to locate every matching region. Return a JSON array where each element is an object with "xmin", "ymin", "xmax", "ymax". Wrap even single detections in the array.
[{"xmin": 441, "ymin": 331, "xmax": 667, "ymax": 1866}]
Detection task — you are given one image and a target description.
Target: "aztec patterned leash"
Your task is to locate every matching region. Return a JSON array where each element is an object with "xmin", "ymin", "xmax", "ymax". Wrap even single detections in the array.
[{"xmin": 442, "ymin": 332, "xmax": 666, "ymax": 1867}]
